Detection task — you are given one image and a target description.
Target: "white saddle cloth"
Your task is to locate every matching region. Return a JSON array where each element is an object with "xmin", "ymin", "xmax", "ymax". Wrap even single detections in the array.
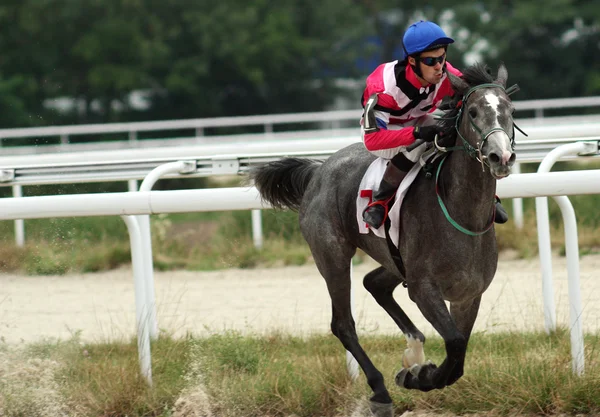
[{"xmin": 355, "ymin": 143, "xmax": 434, "ymax": 248}]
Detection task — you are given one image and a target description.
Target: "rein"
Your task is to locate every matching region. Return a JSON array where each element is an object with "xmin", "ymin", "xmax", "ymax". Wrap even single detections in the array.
[{"xmin": 434, "ymin": 153, "xmax": 495, "ymax": 236}]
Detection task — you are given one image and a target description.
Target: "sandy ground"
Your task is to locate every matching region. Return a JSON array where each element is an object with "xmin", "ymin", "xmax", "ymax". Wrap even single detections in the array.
[{"xmin": 1, "ymin": 253, "xmax": 600, "ymax": 345}]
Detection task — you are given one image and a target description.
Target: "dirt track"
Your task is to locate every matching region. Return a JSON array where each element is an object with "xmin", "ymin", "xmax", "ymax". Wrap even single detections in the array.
[{"xmin": 1, "ymin": 253, "xmax": 600, "ymax": 344}]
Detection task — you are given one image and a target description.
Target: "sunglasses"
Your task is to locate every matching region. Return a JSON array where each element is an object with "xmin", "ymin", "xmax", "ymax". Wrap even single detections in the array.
[{"xmin": 419, "ymin": 53, "xmax": 446, "ymax": 67}]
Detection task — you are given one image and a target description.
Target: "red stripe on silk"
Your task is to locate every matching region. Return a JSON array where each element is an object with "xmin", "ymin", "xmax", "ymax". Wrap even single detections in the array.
[{"xmin": 363, "ymin": 128, "xmax": 416, "ymax": 151}]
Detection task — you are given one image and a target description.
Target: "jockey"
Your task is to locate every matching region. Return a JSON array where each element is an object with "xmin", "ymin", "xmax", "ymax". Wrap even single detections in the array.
[{"xmin": 360, "ymin": 20, "xmax": 508, "ymax": 229}]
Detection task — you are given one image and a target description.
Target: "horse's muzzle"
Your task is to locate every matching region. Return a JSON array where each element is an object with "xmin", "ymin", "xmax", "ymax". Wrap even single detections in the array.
[{"xmin": 487, "ymin": 149, "xmax": 516, "ymax": 179}]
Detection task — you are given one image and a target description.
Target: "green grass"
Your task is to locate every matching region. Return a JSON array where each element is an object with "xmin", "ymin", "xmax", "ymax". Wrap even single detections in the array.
[
  {"xmin": 3, "ymin": 199, "xmax": 600, "ymax": 276},
  {"xmin": 1, "ymin": 203, "xmax": 599, "ymax": 275},
  {"xmin": 0, "ymin": 334, "xmax": 193, "ymax": 417},
  {"xmin": 1, "ymin": 329, "xmax": 599, "ymax": 416}
]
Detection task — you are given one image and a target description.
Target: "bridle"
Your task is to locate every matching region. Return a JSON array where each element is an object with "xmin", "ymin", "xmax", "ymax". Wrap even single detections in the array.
[
  {"xmin": 432, "ymin": 82, "xmax": 526, "ymax": 236},
  {"xmin": 437, "ymin": 83, "xmax": 527, "ymax": 171}
]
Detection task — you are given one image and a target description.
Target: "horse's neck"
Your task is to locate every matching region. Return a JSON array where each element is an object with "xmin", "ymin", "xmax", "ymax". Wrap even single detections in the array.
[{"xmin": 439, "ymin": 150, "xmax": 497, "ymax": 228}]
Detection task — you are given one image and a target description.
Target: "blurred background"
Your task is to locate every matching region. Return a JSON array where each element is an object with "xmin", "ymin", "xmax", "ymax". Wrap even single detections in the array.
[
  {"xmin": 1, "ymin": 0, "xmax": 599, "ymax": 274},
  {"xmin": 1, "ymin": 0, "xmax": 599, "ymax": 129}
]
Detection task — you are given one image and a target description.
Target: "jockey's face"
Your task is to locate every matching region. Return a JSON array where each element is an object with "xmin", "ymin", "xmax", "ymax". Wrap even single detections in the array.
[{"xmin": 409, "ymin": 47, "xmax": 447, "ymax": 86}]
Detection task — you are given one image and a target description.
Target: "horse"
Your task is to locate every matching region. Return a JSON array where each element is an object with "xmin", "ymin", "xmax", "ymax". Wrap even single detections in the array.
[{"xmin": 250, "ymin": 62, "xmax": 518, "ymax": 417}]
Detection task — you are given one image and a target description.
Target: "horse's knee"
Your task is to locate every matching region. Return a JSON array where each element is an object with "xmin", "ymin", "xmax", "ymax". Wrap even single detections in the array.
[
  {"xmin": 330, "ymin": 317, "xmax": 356, "ymax": 341},
  {"xmin": 363, "ymin": 267, "xmax": 398, "ymax": 296},
  {"xmin": 367, "ymin": 369, "xmax": 391, "ymax": 403},
  {"xmin": 363, "ymin": 268, "xmax": 382, "ymax": 292}
]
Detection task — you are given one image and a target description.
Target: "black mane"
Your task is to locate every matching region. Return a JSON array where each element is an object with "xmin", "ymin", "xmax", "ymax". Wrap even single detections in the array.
[{"xmin": 437, "ymin": 62, "xmax": 495, "ymax": 140}]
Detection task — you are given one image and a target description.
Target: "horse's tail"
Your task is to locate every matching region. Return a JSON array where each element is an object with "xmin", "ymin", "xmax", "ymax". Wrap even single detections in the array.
[{"xmin": 250, "ymin": 158, "xmax": 321, "ymax": 211}]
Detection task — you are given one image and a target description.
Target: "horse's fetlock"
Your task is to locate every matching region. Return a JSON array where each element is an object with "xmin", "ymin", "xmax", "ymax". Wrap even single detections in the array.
[
  {"xmin": 446, "ymin": 336, "xmax": 467, "ymax": 356},
  {"xmin": 370, "ymin": 392, "xmax": 393, "ymax": 405},
  {"xmin": 367, "ymin": 371, "xmax": 390, "ymax": 402}
]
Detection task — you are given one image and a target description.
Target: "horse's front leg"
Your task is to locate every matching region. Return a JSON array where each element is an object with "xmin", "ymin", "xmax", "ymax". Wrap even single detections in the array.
[
  {"xmin": 395, "ymin": 284, "xmax": 467, "ymax": 391},
  {"xmin": 446, "ymin": 295, "xmax": 482, "ymax": 385}
]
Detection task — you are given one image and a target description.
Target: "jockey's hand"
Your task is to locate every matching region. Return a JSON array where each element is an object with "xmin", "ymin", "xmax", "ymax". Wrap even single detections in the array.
[
  {"xmin": 413, "ymin": 125, "xmax": 452, "ymax": 147},
  {"xmin": 413, "ymin": 125, "xmax": 443, "ymax": 142}
]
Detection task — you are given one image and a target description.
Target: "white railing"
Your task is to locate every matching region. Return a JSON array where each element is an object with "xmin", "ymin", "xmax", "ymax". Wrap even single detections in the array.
[
  {"xmin": 1, "ymin": 127, "xmax": 599, "ymax": 248},
  {"xmin": 1, "ymin": 120, "xmax": 600, "ymax": 186},
  {"xmin": 1, "ymin": 96, "xmax": 599, "ymax": 148},
  {"xmin": 1, "ymin": 167, "xmax": 598, "ymax": 381}
]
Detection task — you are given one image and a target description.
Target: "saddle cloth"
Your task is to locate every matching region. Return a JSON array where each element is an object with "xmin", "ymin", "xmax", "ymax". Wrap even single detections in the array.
[{"xmin": 356, "ymin": 143, "xmax": 432, "ymax": 248}]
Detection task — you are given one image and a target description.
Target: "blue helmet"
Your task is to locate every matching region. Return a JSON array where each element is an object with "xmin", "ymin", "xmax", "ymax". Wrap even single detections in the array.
[{"xmin": 402, "ymin": 20, "xmax": 454, "ymax": 58}]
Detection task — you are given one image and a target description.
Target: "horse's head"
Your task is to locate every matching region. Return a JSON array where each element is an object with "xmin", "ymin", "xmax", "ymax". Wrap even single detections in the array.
[{"xmin": 445, "ymin": 63, "xmax": 517, "ymax": 179}]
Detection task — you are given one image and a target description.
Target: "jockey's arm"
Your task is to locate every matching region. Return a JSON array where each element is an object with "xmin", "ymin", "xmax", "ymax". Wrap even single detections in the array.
[
  {"xmin": 362, "ymin": 112, "xmax": 416, "ymax": 152},
  {"xmin": 362, "ymin": 93, "xmax": 416, "ymax": 153}
]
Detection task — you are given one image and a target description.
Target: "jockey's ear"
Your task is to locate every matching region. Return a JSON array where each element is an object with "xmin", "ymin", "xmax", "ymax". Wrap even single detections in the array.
[
  {"xmin": 495, "ymin": 63, "xmax": 508, "ymax": 88},
  {"xmin": 447, "ymin": 71, "xmax": 468, "ymax": 95}
]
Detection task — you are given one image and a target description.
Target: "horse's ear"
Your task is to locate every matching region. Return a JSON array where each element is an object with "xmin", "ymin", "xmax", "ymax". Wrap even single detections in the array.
[
  {"xmin": 495, "ymin": 63, "xmax": 508, "ymax": 87},
  {"xmin": 447, "ymin": 71, "xmax": 468, "ymax": 95}
]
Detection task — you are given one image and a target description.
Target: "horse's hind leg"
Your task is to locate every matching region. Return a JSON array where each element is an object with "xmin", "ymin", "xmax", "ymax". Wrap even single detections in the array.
[
  {"xmin": 310, "ymin": 242, "xmax": 393, "ymax": 416},
  {"xmin": 363, "ymin": 267, "xmax": 429, "ymax": 369}
]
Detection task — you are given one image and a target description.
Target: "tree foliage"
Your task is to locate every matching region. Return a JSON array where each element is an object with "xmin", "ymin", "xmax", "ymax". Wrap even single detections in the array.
[
  {"xmin": 0, "ymin": 0, "xmax": 598, "ymax": 128},
  {"xmin": 452, "ymin": 0, "xmax": 600, "ymax": 100}
]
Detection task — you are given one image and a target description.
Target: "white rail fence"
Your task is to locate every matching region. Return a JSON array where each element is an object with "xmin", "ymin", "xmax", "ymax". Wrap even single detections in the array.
[
  {"xmin": 1, "ymin": 157, "xmax": 599, "ymax": 381},
  {"xmin": 1, "ymin": 95, "xmax": 600, "ymax": 152},
  {"xmin": 1, "ymin": 103, "xmax": 600, "ymax": 245},
  {"xmin": 2, "ymin": 134, "xmax": 600, "ymax": 248}
]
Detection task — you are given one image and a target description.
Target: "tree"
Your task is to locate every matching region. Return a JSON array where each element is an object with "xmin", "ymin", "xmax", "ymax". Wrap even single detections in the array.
[
  {"xmin": 351, "ymin": 0, "xmax": 471, "ymax": 69},
  {"xmin": 451, "ymin": 0, "xmax": 600, "ymax": 102},
  {"xmin": 144, "ymin": 0, "xmax": 368, "ymax": 120}
]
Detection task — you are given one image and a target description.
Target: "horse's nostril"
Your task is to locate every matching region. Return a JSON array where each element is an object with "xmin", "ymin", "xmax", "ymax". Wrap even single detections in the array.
[
  {"xmin": 508, "ymin": 153, "xmax": 516, "ymax": 165},
  {"xmin": 488, "ymin": 153, "xmax": 500, "ymax": 164}
]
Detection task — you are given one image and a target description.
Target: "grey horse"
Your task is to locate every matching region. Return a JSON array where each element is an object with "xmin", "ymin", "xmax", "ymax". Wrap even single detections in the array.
[{"xmin": 250, "ymin": 63, "xmax": 517, "ymax": 416}]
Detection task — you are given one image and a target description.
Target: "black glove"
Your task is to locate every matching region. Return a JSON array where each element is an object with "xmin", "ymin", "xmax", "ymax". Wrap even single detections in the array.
[
  {"xmin": 414, "ymin": 125, "xmax": 454, "ymax": 147},
  {"xmin": 413, "ymin": 125, "xmax": 442, "ymax": 142}
]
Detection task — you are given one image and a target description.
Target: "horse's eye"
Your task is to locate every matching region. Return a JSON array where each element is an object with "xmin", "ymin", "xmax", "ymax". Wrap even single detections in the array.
[{"xmin": 469, "ymin": 108, "xmax": 477, "ymax": 118}]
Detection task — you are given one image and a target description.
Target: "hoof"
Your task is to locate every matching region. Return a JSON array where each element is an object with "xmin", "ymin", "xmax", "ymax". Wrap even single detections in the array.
[
  {"xmin": 395, "ymin": 364, "xmax": 424, "ymax": 387},
  {"xmin": 369, "ymin": 400, "xmax": 394, "ymax": 417},
  {"xmin": 395, "ymin": 367, "xmax": 410, "ymax": 388},
  {"xmin": 395, "ymin": 362, "xmax": 438, "ymax": 391}
]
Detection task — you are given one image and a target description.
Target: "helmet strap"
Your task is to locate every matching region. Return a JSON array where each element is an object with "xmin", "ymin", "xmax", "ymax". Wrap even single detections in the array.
[
  {"xmin": 410, "ymin": 55, "xmax": 423, "ymax": 78},
  {"xmin": 411, "ymin": 63, "xmax": 422, "ymax": 78}
]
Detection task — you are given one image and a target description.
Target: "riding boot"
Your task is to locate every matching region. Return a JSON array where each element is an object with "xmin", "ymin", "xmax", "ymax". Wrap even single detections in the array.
[
  {"xmin": 362, "ymin": 162, "xmax": 408, "ymax": 229},
  {"xmin": 494, "ymin": 196, "xmax": 509, "ymax": 224}
]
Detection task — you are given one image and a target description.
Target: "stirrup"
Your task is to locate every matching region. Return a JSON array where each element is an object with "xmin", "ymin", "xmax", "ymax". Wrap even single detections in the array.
[{"xmin": 363, "ymin": 200, "xmax": 391, "ymax": 229}]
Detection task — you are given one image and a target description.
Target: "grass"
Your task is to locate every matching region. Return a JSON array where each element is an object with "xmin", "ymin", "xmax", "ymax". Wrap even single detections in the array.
[
  {"xmin": 1, "ymin": 329, "xmax": 599, "ymax": 416},
  {"xmin": 0, "ymin": 200, "xmax": 599, "ymax": 276},
  {"xmin": 0, "ymin": 334, "xmax": 193, "ymax": 417}
]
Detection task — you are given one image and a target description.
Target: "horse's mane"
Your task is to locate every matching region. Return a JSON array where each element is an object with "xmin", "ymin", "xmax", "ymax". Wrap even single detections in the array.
[{"xmin": 437, "ymin": 62, "xmax": 495, "ymax": 140}]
